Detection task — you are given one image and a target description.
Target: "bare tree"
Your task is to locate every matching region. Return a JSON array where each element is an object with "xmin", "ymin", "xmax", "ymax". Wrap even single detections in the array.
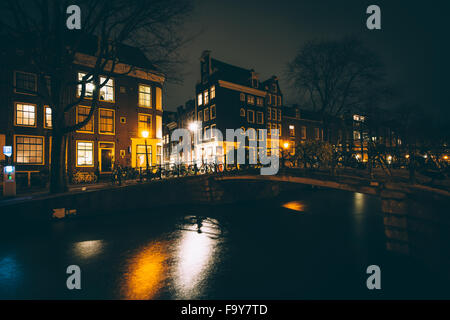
[
  {"xmin": 286, "ymin": 37, "xmax": 386, "ymax": 140},
  {"xmin": 1, "ymin": 0, "xmax": 193, "ymax": 193}
]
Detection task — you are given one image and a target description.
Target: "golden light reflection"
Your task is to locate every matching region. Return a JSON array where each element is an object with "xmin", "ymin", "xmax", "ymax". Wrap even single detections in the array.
[
  {"xmin": 121, "ymin": 241, "xmax": 167, "ymax": 300},
  {"xmin": 354, "ymin": 192, "xmax": 365, "ymax": 214},
  {"xmin": 173, "ymin": 218, "xmax": 220, "ymax": 299},
  {"xmin": 282, "ymin": 201, "xmax": 307, "ymax": 212},
  {"xmin": 72, "ymin": 240, "xmax": 104, "ymax": 259}
]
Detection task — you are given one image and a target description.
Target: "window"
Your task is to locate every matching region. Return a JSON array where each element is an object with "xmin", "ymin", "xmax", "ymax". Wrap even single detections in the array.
[
  {"xmin": 76, "ymin": 106, "xmax": 94, "ymax": 133},
  {"xmin": 204, "ymin": 108, "xmax": 210, "ymax": 121},
  {"xmin": 210, "ymin": 85, "xmax": 216, "ymax": 99},
  {"xmin": 138, "ymin": 114, "xmax": 152, "ymax": 134},
  {"xmin": 271, "ymin": 108, "xmax": 277, "ymax": 121},
  {"xmin": 76, "ymin": 141, "xmax": 94, "ymax": 166},
  {"xmin": 240, "ymin": 108, "xmax": 245, "ymax": 117},
  {"xmin": 256, "ymin": 97, "xmax": 263, "ymax": 106},
  {"xmin": 240, "ymin": 93, "xmax": 245, "ymax": 101},
  {"xmin": 198, "ymin": 110, "xmax": 203, "ymax": 122},
  {"xmin": 44, "ymin": 106, "xmax": 52, "ymax": 128},
  {"xmin": 211, "ymin": 105, "xmax": 216, "ymax": 119},
  {"xmin": 77, "ymin": 72, "xmax": 95, "ymax": 98},
  {"xmin": 156, "ymin": 87, "xmax": 162, "ymax": 110},
  {"xmin": 278, "ymin": 109, "xmax": 281, "ymax": 121},
  {"xmin": 136, "ymin": 145, "xmax": 152, "ymax": 167},
  {"xmin": 204, "ymin": 90, "xmax": 209, "ymax": 105},
  {"xmin": 315, "ymin": 128, "xmax": 320, "ymax": 140},
  {"xmin": 139, "ymin": 84, "xmax": 152, "ymax": 107},
  {"xmin": 273, "ymin": 95, "xmax": 277, "ymax": 106},
  {"xmin": 99, "ymin": 109, "xmax": 115, "ymax": 134},
  {"xmin": 301, "ymin": 126, "xmax": 307, "ymax": 139},
  {"xmin": 198, "ymin": 93, "xmax": 203, "ymax": 106},
  {"xmin": 268, "ymin": 94, "xmax": 272, "ymax": 105},
  {"xmin": 353, "ymin": 130, "xmax": 361, "ymax": 140},
  {"xmin": 257, "ymin": 111, "xmax": 264, "ymax": 124},
  {"xmin": 247, "ymin": 110, "xmax": 255, "ymax": 123},
  {"xmin": 272, "ymin": 84, "xmax": 277, "ymax": 93},
  {"xmin": 15, "ymin": 71, "xmax": 37, "ymax": 94},
  {"xmin": 15, "ymin": 136, "xmax": 44, "ymax": 164},
  {"xmin": 268, "ymin": 107, "xmax": 271, "ymax": 120},
  {"xmin": 278, "ymin": 124, "xmax": 282, "ymax": 135},
  {"xmin": 289, "ymin": 125, "xmax": 295, "ymax": 137},
  {"xmin": 204, "ymin": 126, "xmax": 210, "ymax": 139},
  {"xmin": 156, "ymin": 145, "xmax": 162, "ymax": 164},
  {"xmin": 100, "ymin": 77, "xmax": 114, "ymax": 101},
  {"xmin": 211, "ymin": 124, "xmax": 216, "ymax": 138},
  {"xmin": 156, "ymin": 115, "xmax": 162, "ymax": 139},
  {"xmin": 15, "ymin": 103, "xmax": 36, "ymax": 127},
  {"xmin": 247, "ymin": 95, "xmax": 255, "ymax": 105},
  {"xmin": 120, "ymin": 117, "xmax": 126, "ymax": 124},
  {"xmin": 278, "ymin": 96, "xmax": 282, "ymax": 106}
]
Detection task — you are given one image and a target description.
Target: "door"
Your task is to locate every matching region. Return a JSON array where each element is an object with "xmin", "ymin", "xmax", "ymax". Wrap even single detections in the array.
[{"xmin": 100, "ymin": 148, "xmax": 114, "ymax": 173}]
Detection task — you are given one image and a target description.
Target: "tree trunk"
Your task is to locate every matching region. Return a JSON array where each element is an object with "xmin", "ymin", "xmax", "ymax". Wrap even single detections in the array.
[{"xmin": 50, "ymin": 132, "xmax": 68, "ymax": 193}]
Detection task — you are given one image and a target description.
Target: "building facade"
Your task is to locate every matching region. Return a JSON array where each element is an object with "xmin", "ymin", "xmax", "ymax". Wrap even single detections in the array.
[{"xmin": 0, "ymin": 43, "xmax": 164, "ymax": 187}]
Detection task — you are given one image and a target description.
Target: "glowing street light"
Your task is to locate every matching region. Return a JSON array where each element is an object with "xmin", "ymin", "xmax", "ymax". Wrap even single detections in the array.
[
  {"xmin": 283, "ymin": 142, "xmax": 289, "ymax": 149},
  {"xmin": 188, "ymin": 122, "xmax": 198, "ymax": 132},
  {"xmin": 141, "ymin": 130, "xmax": 150, "ymax": 175}
]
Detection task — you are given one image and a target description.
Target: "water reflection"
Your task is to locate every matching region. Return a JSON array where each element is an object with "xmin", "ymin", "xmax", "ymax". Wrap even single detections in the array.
[
  {"xmin": 121, "ymin": 241, "xmax": 167, "ymax": 300},
  {"xmin": 72, "ymin": 240, "xmax": 104, "ymax": 259},
  {"xmin": 353, "ymin": 192, "xmax": 365, "ymax": 214},
  {"xmin": 172, "ymin": 216, "xmax": 223, "ymax": 299},
  {"xmin": 282, "ymin": 201, "xmax": 307, "ymax": 212},
  {"xmin": 0, "ymin": 256, "xmax": 22, "ymax": 287}
]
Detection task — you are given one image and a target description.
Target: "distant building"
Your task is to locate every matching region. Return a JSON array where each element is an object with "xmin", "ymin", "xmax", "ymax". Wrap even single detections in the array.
[{"xmin": 194, "ymin": 50, "xmax": 285, "ymax": 164}]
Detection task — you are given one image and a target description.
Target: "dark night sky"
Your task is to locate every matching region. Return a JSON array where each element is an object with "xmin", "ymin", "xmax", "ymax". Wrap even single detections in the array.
[{"xmin": 164, "ymin": 0, "xmax": 449, "ymax": 116}]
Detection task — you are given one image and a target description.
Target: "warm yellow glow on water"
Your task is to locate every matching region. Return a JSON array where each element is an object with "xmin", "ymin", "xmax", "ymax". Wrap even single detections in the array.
[
  {"xmin": 73, "ymin": 240, "xmax": 104, "ymax": 259},
  {"xmin": 282, "ymin": 201, "xmax": 307, "ymax": 212},
  {"xmin": 121, "ymin": 241, "xmax": 167, "ymax": 300}
]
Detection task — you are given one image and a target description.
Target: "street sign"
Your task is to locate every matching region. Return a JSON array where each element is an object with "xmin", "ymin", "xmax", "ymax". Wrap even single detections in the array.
[{"xmin": 3, "ymin": 146, "xmax": 12, "ymax": 157}]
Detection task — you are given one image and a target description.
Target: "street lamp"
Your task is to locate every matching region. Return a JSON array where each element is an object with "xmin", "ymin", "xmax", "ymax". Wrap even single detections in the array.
[
  {"xmin": 188, "ymin": 122, "xmax": 198, "ymax": 164},
  {"xmin": 283, "ymin": 142, "xmax": 290, "ymax": 149},
  {"xmin": 141, "ymin": 130, "xmax": 150, "ymax": 176}
]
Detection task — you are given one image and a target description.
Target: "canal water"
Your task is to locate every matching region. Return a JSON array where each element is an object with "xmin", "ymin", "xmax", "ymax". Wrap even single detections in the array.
[{"xmin": 0, "ymin": 187, "xmax": 448, "ymax": 299}]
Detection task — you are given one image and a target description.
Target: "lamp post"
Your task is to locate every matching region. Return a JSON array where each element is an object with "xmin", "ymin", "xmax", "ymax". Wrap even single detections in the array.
[
  {"xmin": 141, "ymin": 130, "xmax": 150, "ymax": 177},
  {"xmin": 188, "ymin": 122, "xmax": 198, "ymax": 165}
]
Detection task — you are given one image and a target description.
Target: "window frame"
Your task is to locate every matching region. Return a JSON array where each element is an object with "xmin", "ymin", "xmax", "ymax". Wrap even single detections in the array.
[
  {"xmin": 76, "ymin": 105, "xmax": 95, "ymax": 133},
  {"xmin": 138, "ymin": 84, "xmax": 152, "ymax": 108},
  {"xmin": 256, "ymin": 111, "xmax": 264, "ymax": 124},
  {"xmin": 247, "ymin": 110, "xmax": 255, "ymax": 123},
  {"xmin": 240, "ymin": 108, "xmax": 246, "ymax": 117},
  {"xmin": 14, "ymin": 102, "xmax": 37, "ymax": 128},
  {"xmin": 14, "ymin": 134, "xmax": 45, "ymax": 165},
  {"xmin": 44, "ymin": 106, "xmax": 52, "ymax": 129},
  {"xmin": 14, "ymin": 71, "xmax": 37, "ymax": 95},
  {"xmin": 98, "ymin": 108, "xmax": 115, "ymax": 135},
  {"xmin": 138, "ymin": 113, "xmax": 152, "ymax": 135},
  {"xmin": 210, "ymin": 105, "xmax": 216, "ymax": 119}
]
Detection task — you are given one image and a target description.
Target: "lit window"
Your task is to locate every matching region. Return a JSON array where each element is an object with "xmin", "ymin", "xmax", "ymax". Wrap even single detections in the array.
[
  {"xmin": 14, "ymin": 71, "xmax": 37, "ymax": 94},
  {"xmin": 204, "ymin": 126, "xmax": 209, "ymax": 139},
  {"xmin": 156, "ymin": 115, "xmax": 162, "ymax": 139},
  {"xmin": 301, "ymin": 126, "xmax": 307, "ymax": 139},
  {"xmin": 156, "ymin": 87, "xmax": 162, "ymax": 110},
  {"xmin": 15, "ymin": 103, "xmax": 36, "ymax": 127},
  {"xmin": 76, "ymin": 141, "xmax": 93, "ymax": 166},
  {"xmin": 315, "ymin": 128, "xmax": 320, "ymax": 140},
  {"xmin": 204, "ymin": 90, "xmax": 209, "ymax": 105},
  {"xmin": 289, "ymin": 125, "xmax": 295, "ymax": 137},
  {"xmin": 99, "ymin": 109, "xmax": 115, "ymax": 134},
  {"xmin": 268, "ymin": 94, "xmax": 272, "ymax": 105},
  {"xmin": 240, "ymin": 93, "xmax": 245, "ymax": 101},
  {"xmin": 138, "ymin": 114, "xmax": 152, "ymax": 134},
  {"xmin": 271, "ymin": 108, "xmax": 276, "ymax": 121},
  {"xmin": 210, "ymin": 85, "xmax": 216, "ymax": 99},
  {"xmin": 204, "ymin": 108, "xmax": 210, "ymax": 122},
  {"xmin": 15, "ymin": 136, "xmax": 44, "ymax": 164},
  {"xmin": 44, "ymin": 106, "xmax": 52, "ymax": 128},
  {"xmin": 256, "ymin": 97, "xmax": 263, "ymax": 106},
  {"xmin": 247, "ymin": 110, "xmax": 255, "ymax": 123},
  {"xmin": 247, "ymin": 95, "xmax": 255, "ymax": 105},
  {"xmin": 198, "ymin": 93, "xmax": 203, "ymax": 106},
  {"xmin": 353, "ymin": 114, "xmax": 360, "ymax": 121},
  {"xmin": 353, "ymin": 130, "xmax": 361, "ymax": 140},
  {"xmin": 257, "ymin": 111, "xmax": 264, "ymax": 124},
  {"xmin": 77, "ymin": 72, "xmax": 95, "ymax": 97},
  {"xmin": 100, "ymin": 77, "xmax": 114, "ymax": 101},
  {"xmin": 240, "ymin": 108, "xmax": 245, "ymax": 117},
  {"xmin": 136, "ymin": 145, "xmax": 152, "ymax": 167},
  {"xmin": 139, "ymin": 84, "xmax": 152, "ymax": 107},
  {"xmin": 76, "ymin": 106, "xmax": 94, "ymax": 132},
  {"xmin": 210, "ymin": 105, "xmax": 216, "ymax": 119}
]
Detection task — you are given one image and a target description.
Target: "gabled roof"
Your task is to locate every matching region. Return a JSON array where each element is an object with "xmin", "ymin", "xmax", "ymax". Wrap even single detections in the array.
[{"xmin": 210, "ymin": 58, "xmax": 254, "ymax": 86}]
